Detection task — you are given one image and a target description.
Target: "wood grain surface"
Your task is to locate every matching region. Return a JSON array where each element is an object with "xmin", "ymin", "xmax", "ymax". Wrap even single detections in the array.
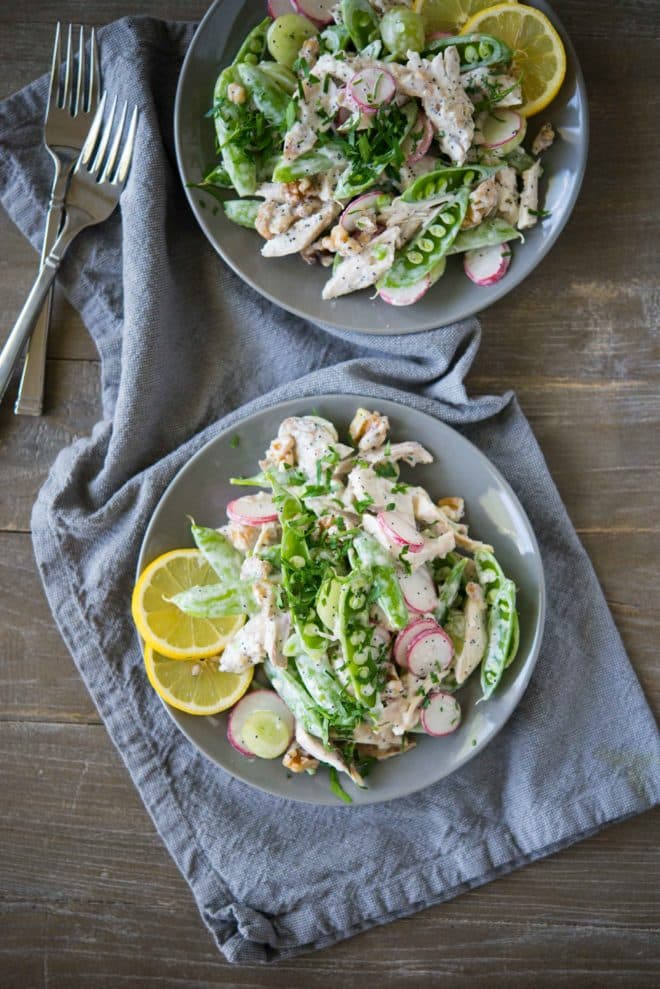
[{"xmin": 1, "ymin": 1, "xmax": 659, "ymax": 986}]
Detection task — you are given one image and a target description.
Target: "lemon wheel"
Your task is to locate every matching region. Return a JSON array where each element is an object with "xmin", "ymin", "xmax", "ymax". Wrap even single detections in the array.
[
  {"xmin": 144, "ymin": 645, "xmax": 253, "ymax": 716},
  {"xmin": 132, "ymin": 548, "xmax": 245, "ymax": 660},
  {"xmin": 413, "ymin": 0, "xmax": 516, "ymax": 36},
  {"xmin": 461, "ymin": 3, "xmax": 566, "ymax": 116}
]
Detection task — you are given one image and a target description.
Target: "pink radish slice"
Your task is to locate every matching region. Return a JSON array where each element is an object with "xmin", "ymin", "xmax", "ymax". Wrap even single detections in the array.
[
  {"xmin": 377, "ymin": 511, "xmax": 424, "ymax": 551},
  {"xmin": 227, "ymin": 492, "xmax": 278, "ymax": 526},
  {"xmin": 427, "ymin": 31, "xmax": 455, "ymax": 40},
  {"xmin": 268, "ymin": 0, "xmax": 296, "ymax": 16},
  {"xmin": 475, "ymin": 109, "xmax": 525, "ymax": 151},
  {"xmin": 464, "ymin": 243, "xmax": 511, "ymax": 286},
  {"xmin": 393, "ymin": 617, "xmax": 439, "ymax": 667},
  {"xmin": 227, "ymin": 690, "xmax": 294, "ymax": 757},
  {"xmin": 420, "ymin": 691, "xmax": 461, "ymax": 736},
  {"xmin": 340, "ymin": 190, "xmax": 385, "ymax": 233},
  {"xmin": 379, "ymin": 274, "xmax": 432, "ymax": 306},
  {"xmin": 405, "ymin": 113, "xmax": 433, "ymax": 164},
  {"xmin": 348, "ymin": 67, "xmax": 396, "ymax": 114},
  {"xmin": 399, "ymin": 566, "xmax": 438, "ymax": 614},
  {"xmin": 292, "ymin": 0, "xmax": 334, "ymax": 25},
  {"xmin": 406, "ymin": 627, "xmax": 454, "ymax": 676}
]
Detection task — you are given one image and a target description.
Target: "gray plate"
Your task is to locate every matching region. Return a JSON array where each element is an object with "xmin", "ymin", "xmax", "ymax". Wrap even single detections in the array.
[
  {"xmin": 137, "ymin": 396, "xmax": 546, "ymax": 805},
  {"xmin": 174, "ymin": 0, "xmax": 588, "ymax": 335}
]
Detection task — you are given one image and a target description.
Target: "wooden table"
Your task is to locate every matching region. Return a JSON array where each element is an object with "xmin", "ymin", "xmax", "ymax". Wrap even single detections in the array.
[{"xmin": 1, "ymin": 1, "xmax": 658, "ymax": 986}]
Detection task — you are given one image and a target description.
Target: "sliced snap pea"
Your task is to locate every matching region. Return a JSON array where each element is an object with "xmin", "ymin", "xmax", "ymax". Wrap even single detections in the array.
[
  {"xmin": 341, "ymin": 0, "xmax": 380, "ymax": 51},
  {"xmin": 191, "ymin": 524, "xmax": 243, "ymax": 585},
  {"xmin": 353, "ymin": 533, "xmax": 409, "ymax": 630},
  {"xmin": 338, "ymin": 574, "xmax": 380, "ymax": 707},
  {"xmin": 504, "ymin": 608, "xmax": 520, "ymax": 669},
  {"xmin": 213, "ymin": 67, "xmax": 257, "ymax": 196},
  {"xmin": 424, "ymin": 33, "xmax": 512, "ymax": 72},
  {"xmin": 235, "ymin": 63, "xmax": 290, "ymax": 128},
  {"xmin": 279, "ymin": 495, "xmax": 327, "ymax": 657},
  {"xmin": 480, "ymin": 579, "xmax": 516, "ymax": 699},
  {"xmin": 258, "ymin": 60, "xmax": 297, "ymax": 95},
  {"xmin": 448, "ymin": 217, "xmax": 522, "ymax": 255},
  {"xmin": 273, "ymin": 150, "xmax": 344, "ymax": 183},
  {"xmin": 474, "ymin": 549, "xmax": 506, "ymax": 602},
  {"xmin": 167, "ymin": 583, "xmax": 255, "ymax": 618},
  {"xmin": 435, "ymin": 557, "xmax": 468, "ymax": 626},
  {"xmin": 294, "ymin": 652, "xmax": 360, "ymax": 724},
  {"xmin": 401, "ymin": 164, "xmax": 501, "ymax": 203},
  {"xmin": 223, "ymin": 199, "xmax": 260, "ymax": 229},
  {"xmin": 319, "ymin": 23, "xmax": 352, "ymax": 55},
  {"xmin": 264, "ymin": 659, "xmax": 328, "ymax": 741},
  {"xmin": 232, "ymin": 17, "xmax": 270, "ymax": 67},
  {"xmin": 378, "ymin": 189, "xmax": 469, "ymax": 289}
]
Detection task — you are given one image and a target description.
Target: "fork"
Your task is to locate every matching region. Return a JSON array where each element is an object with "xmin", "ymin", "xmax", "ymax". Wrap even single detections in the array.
[
  {"xmin": 0, "ymin": 95, "xmax": 139, "ymax": 406},
  {"xmin": 14, "ymin": 23, "xmax": 100, "ymax": 417}
]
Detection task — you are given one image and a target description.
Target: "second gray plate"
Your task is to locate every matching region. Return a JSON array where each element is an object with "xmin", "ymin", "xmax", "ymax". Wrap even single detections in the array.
[
  {"xmin": 137, "ymin": 395, "xmax": 546, "ymax": 805},
  {"xmin": 174, "ymin": 0, "xmax": 588, "ymax": 334}
]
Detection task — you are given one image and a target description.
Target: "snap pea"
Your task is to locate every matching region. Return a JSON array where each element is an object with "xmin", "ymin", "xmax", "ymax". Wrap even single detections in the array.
[
  {"xmin": 474, "ymin": 549, "xmax": 506, "ymax": 602},
  {"xmin": 264, "ymin": 659, "xmax": 328, "ymax": 741},
  {"xmin": 353, "ymin": 534, "xmax": 409, "ymax": 630},
  {"xmin": 223, "ymin": 199, "xmax": 260, "ymax": 229},
  {"xmin": 273, "ymin": 150, "xmax": 345, "ymax": 183},
  {"xmin": 504, "ymin": 607, "xmax": 520, "ymax": 669},
  {"xmin": 435, "ymin": 557, "xmax": 468, "ymax": 626},
  {"xmin": 401, "ymin": 164, "xmax": 501, "ymax": 204},
  {"xmin": 480, "ymin": 578, "xmax": 516, "ymax": 699},
  {"xmin": 338, "ymin": 573, "xmax": 381, "ymax": 707},
  {"xmin": 378, "ymin": 189, "xmax": 469, "ymax": 290},
  {"xmin": 334, "ymin": 102, "xmax": 417, "ymax": 200},
  {"xmin": 505, "ymin": 147, "xmax": 536, "ymax": 174},
  {"xmin": 232, "ymin": 17, "xmax": 270, "ymax": 67},
  {"xmin": 294, "ymin": 652, "xmax": 361, "ymax": 724},
  {"xmin": 447, "ymin": 217, "xmax": 522, "ymax": 255},
  {"xmin": 167, "ymin": 583, "xmax": 256, "ymax": 618},
  {"xmin": 258, "ymin": 60, "xmax": 297, "ymax": 95},
  {"xmin": 360, "ymin": 39, "xmax": 383, "ymax": 59},
  {"xmin": 191, "ymin": 524, "xmax": 243, "ymax": 585},
  {"xmin": 201, "ymin": 163, "xmax": 233, "ymax": 188},
  {"xmin": 279, "ymin": 495, "xmax": 327, "ymax": 657},
  {"xmin": 341, "ymin": 0, "xmax": 380, "ymax": 51},
  {"xmin": 213, "ymin": 67, "xmax": 257, "ymax": 196},
  {"xmin": 424, "ymin": 33, "xmax": 512, "ymax": 72},
  {"xmin": 319, "ymin": 22, "xmax": 351, "ymax": 55},
  {"xmin": 235, "ymin": 63, "xmax": 290, "ymax": 129}
]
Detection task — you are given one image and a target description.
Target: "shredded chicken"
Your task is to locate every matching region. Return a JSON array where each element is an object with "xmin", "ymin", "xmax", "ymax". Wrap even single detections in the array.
[
  {"xmin": 461, "ymin": 68, "xmax": 522, "ymax": 108},
  {"xmin": 532, "ymin": 122, "xmax": 555, "ymax": 156},
  {"xmin": 322, "ymin": 228, "xmax": 400, "ymax": 298},
  {"xmin": 517, "ymin": 160, "xmax": 542, "ymax": 230},
  {"xmin": 295, "ymin": 724, "xmax": 364, "ymax": 785},
  {"xmin": 454, "ymin": 582, "xmax": 488, "ymax": 684},
  {"xmin": 282, "ymin": 742, "xmax": 319, "ymax": 774},
  {"xmin": 462, "ymin": 176, "xmax": 499, "ymax": 229},
  {"xmin": 261, "ymin": 202, "xmax": 341, "ymax": 257},
  {"xmin": 495, "ymin": 166, "xmax": 520, "ymax": 226},
  {"xmin": 360, "ymin": 440, "xmax": 433, "ymax": 467}
]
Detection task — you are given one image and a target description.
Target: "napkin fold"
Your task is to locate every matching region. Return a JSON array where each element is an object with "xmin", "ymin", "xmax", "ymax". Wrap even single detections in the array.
[{"xmin": 1, "ymin": 15, "xmax": 658, "ymax": 965}]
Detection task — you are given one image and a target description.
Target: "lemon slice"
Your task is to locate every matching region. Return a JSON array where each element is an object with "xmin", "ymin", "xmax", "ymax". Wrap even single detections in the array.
[
  {"xmin": 144, "ymin": 645, "xmax": 253, "ymax": 715},
  {"xmin": 461, "ymin": 3, "xmax": 566, "ymax": 116},
  {"xmin": 414, "ymin": 0, "xmax": 516, "ymax": 36},
  {"xmin": 132, "ymin": 548, "xmax": 245, "ymax": 660}
]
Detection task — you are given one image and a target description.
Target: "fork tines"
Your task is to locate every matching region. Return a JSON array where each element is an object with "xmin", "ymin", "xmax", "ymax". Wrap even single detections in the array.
[
  {"xmin": 77, "ymin": 92, "xmax": 139, "ymax": 186},
  {"xmin": 49, "ymin": 22, "xmax": 100, "ymax": 116}
]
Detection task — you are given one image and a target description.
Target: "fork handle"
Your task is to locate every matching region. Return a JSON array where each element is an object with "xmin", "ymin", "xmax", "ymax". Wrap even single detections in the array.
[
  {"xmin": 14, "ymin": 168, "xmax": 70, "ymax": 416},
  {"xmin": 0, "ymin": 220, "xmax": 79, "ymax": 407}
]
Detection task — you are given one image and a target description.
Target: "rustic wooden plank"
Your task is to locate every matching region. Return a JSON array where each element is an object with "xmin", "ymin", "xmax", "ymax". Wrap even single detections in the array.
[{"xmin": 1, "ymin": 722, "xmax": 658, "ymax": 988}]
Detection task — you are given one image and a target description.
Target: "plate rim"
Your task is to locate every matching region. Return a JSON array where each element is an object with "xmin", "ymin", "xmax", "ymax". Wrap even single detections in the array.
[
  {"xmin": 136, "ymin": 393, "xmax": 547, "ymax": 806},
  {"xmin": 173, "ymin": 0, "xmax": 590, "ymax": 335}
]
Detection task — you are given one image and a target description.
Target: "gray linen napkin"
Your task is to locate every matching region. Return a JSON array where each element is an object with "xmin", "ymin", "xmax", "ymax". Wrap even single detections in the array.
[{"xmin": 1, "ymin": 16, "xmax": 658, "ymax": 965}]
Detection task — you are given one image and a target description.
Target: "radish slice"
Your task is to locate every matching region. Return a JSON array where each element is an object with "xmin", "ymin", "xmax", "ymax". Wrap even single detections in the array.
[
  {"xmin": 227, "ymin": 690, "xmax": 294, "ymax": 758},
  {"xmin": 348, "ymin": 67, "xmax": 396, "ymax": 114},
  {"xmin": 292, "ymin": 0, "xmax": 334, "ymax": 25},
  {"xmin": 393, "ymin": 617, "xmax": 439, "ymax": 667},
  {"xmin": 399, "ymin": 565, "xmax": 438, "ymax": 614},
  {"xmin": 406, "ymin": 628, "xmax": 454, "ymax": 676},
  {"xmin": 464, "ymin": 242, "xmax": 512, "ymax": 286},
  {"xmin": 405, "ymin": 113, "xmax": 433, "ymax": 164},
  {"xmin": 377, "ymin": 511, "xmax": 424, "ymax": 551},
  {"xmin": 379, "ymin": 275, "xmax": 432, "ymax": 306},
  {"xmin": 474, "ymin": 109, "xmax": 526, "ymax": 153},
  {"xmin": 227, "ymin": 492, "xmax": 278, "ymax": 526},
  {"xmin": 340, "ymin": 190, "xmax": 386, "ymax": 233},
  {"xmin": 427, "ymin": 31, "xmax": 455, "ymax": 40},
  {"xmin": 268, "ymin": 0, "xmax": 296, "ymax": 16},
  {"xmin": 421, "ymin": 691, "xmax": 461, "ymax": 737}
]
